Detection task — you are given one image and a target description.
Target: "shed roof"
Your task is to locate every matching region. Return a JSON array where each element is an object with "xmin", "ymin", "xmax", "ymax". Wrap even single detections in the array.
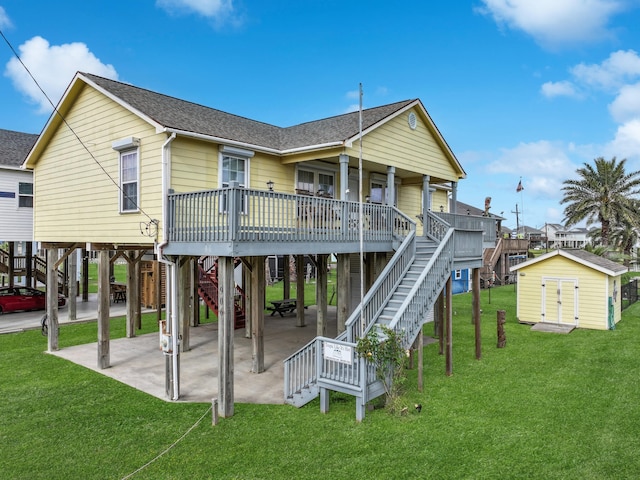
[
  {"xmin": 510, "ymin": 249, "xmax": 627, "ymax": 276},
  {"xmin": 0, "ymin": 129, "xmax": 38, "ymax": 169}
]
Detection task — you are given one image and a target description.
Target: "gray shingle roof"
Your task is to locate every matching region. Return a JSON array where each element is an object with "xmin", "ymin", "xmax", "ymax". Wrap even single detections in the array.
[
  {"xmin": 82, "ymin": 73, "xmax": 416, "ymax": 151},
  {"xmin": 0, "ymin": 129, "xmax": 38, "ymax": 168},
  {"xmin": 564, "ymin": 249, "xmax": 628, "ymax": 275}
]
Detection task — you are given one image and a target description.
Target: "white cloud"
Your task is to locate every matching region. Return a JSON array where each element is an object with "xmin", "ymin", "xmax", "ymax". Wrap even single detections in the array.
[
  {"xmin": 0, "ymin": 6, "xmax": 12, "ymax": 29},
  {"xmin": 486, "ymin": 140, "xmax": 577, "ymax": 198},
  {"xmin": 478, "ymin": 0, "xmax": 628, "ymax": 49},
  {"xmin": 604, "ymin": 119, "xmax": 640, "ymax": 162},
  {"xmin": 156, "ymin": 0, "xmax": 235, "ymax": 22},
  {"xmin": 4, "ymin": 36, "xmax": 118, "ymax": 113},
  {"xmin": 541, "ymin": 80, "xmax": 579, "ymax": 98},
  {"xmin": 571, "ymin": 49, "xmax": 640, "ymax": 91},
  {"xmin": 609, "ymin": 82, "xmax": 640, "ymax": 122}
]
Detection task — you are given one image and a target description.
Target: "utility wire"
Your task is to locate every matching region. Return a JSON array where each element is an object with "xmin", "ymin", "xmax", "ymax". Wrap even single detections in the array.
[{"xmin": 0, "ymin": 28, "xmax": 155, "ymax": 227}]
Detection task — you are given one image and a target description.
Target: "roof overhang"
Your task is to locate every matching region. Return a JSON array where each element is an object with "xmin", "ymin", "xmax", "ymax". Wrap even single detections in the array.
[{"xmin": 510, "ymin": 249, "xmax": 627, "ymax": 276}]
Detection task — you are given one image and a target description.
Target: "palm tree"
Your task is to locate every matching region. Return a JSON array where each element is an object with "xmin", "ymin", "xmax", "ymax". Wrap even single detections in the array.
[{"xmin": 561, "ymin": 157, "xmax": 640, "ymax": 247}]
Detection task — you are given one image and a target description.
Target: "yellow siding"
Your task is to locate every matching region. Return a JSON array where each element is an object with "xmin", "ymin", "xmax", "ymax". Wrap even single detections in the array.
[
  {"xmin": 431, "ymin": 189, "xmax": 449, "ymax": 213},
  {"xmin": 344, "ymin": 107, "xmax": 460, "ymax": 183},
  {"xmin": 33, "ymin": 85, "xmax": 163, "ymax": 244},
  {"xmin": 517, "ymin": 255, "xmax": 614, "ymax": 330},
  {"xmin": 397, "ymin": 184, "xmax": 423, "ymax": 235},
  {"xmin": 610, "ymin": 276, "xmax": 623, "ymax": 326}
]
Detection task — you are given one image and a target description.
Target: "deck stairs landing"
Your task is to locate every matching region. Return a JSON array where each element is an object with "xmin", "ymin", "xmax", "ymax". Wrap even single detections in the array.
[{"xmin": 284, "ymin": 218, "xmax": 455, "ymax": 417}]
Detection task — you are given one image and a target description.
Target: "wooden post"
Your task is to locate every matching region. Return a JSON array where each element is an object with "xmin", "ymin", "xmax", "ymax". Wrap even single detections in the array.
[
  {"xmin": 445, "ymin": 275, "xmax": 453, "ymax": 376},
  {"xmin": 82, "ymin": 248, "xmax": 89, "ymax": 302},
  {"xmin": 135, "ymin": 255, "xmax": 142, "ymax": 330},
  {"xmin": 192, "ymin": 258, "xmax": 200, "ymax": 328},
  {"xmin": 8, "ymin": 242, "xmax": 14, "ymax": 287},
  {"xmin": 417, "ymin": 328, "xmax": 424, "ymax": 392},
  {"xmin": 283, "ymin": 255, "xmax": 291, "ymax": 298},
  {"xmin": 243, "ymin": 259, "xmax": 252, "ymax": 338},
  {"xmin": 336, "ymin": 253, "xmax": 350, "ymax": 334},
  {"xmin": 68, "ymin": 247, "xmax": 77, "ymax": 321},
  {"xmin": 218, "ymin": 256, "xmax": 235, "ymax": 417},
  {"xmin": 97, "ymin": 249, "xmax": 110, "ymax": 369},
  {"xmin": 178, "ymin": 256, "xmax": 191, "ymax": 352},
  {"xmin": 46, "ymin": 248, "xmax": 59, "ymax": 352},
  {"xmin": 251, "ymin": 256, "xmax": 265, "ymax": 373},
  {"xmin": 316, "ymin": 254, "xmax": 328, "ymax": 337},
  {"xmin": 497, "ymin": 310, "xmax": 506, "ymax": 348},
  {"xmin": 26, "ymin": 242, "xmax": 33, "ymax": 288},
  {"xmin": 295, "ymin": 255, "xmax": 305, "ymax": 327},
  {"xmin": 472, "ymin": 267, "xmax": 482, "ymax": 360},
  {"xmin": 437, "ymin": 290, "xmax": 445, "ymax": 355},
  {"xmin": 156, "ymin": 260, "xmax": 163, "ymax": 325},
  {"xmin": 126, "ymin": 251, "xmax": 136, "ymax": 338}
]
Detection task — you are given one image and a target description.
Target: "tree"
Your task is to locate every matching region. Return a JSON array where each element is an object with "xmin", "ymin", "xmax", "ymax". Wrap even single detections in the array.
[{"xmin": 561, "ymin": 157, "xmax": 640, "ymax": 247}]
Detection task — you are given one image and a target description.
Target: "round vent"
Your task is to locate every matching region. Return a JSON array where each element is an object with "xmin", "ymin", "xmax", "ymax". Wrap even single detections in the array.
[{"xmin": 408, "ymin": 112, "xmax": 417, "ymax": 130}]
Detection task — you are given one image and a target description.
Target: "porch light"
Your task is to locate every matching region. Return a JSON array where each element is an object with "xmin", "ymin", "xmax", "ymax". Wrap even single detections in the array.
[
  {"xmin": 440, "ymin": 205, "xmax": 443, "ymax": 212},
  {"xmin": 267, "ymin": 180, "xmax": 274, "ymax": 191},
  {"xmin": 365, "ymin": 195, "xmax": 370, "ymax": 203}
]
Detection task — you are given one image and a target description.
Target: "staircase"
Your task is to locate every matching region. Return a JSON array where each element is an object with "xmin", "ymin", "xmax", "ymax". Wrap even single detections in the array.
[
  {"xmin": 283, "ymin": 212, "xmax": 455, "ymax": 418},
  {"xmin": 1, "ymin": 247, "xmax": 65, "ymax": 293},
  {"xmin": 197, "ymin": 257, "xmax": 246, "ymax": 329}
]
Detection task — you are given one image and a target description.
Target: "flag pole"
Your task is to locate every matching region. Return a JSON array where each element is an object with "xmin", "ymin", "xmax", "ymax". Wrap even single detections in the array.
[{"xmin": 358, "ymin": 83, "xmax": 365, "ymax": 335}]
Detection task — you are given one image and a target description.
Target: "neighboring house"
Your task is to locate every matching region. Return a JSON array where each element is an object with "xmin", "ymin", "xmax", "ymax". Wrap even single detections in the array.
[
  {"xmin": 515, "ymin": 225, "xmax": 543, "ymax": 248},
  {"xmin": 510, "ymin": 249, "xmax": 627, "ymax": 330},
  {"xmin": 0, "ymin": 129, "xmax": 38, "ymax": 286},
  {"xmin": 25, "ymin": 72, "xmax": 487, "ymax": 420}
]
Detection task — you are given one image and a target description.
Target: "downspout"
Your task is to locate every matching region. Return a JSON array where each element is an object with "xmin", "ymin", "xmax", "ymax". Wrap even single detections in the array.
[{"xmin": 156, "ymin": 132, "xmax": 178, "ymax": 400}]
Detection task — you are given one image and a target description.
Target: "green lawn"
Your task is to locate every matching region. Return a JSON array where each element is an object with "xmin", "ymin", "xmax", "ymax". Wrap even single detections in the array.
[{"xmin": 2, "ymin": 286, "xmax": 640, "ymax": 479}]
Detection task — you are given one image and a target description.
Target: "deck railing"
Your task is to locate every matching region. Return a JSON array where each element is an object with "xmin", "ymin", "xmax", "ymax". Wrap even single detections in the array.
[{"xmin": 168, "ymin": 185, "xmax": 415, "ymax": 246}]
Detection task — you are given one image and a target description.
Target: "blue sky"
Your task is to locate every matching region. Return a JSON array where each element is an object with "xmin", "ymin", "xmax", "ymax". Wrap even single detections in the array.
[{"xmin": 1, "ymin": 0, "xmax": 640, "ymax": 231}]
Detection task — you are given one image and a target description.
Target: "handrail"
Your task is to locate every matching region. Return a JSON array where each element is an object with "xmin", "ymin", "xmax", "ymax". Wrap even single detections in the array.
[
  {"xmin": 168, "ymin": 186, "xmax": 415, "ymax": 246},
  {"xmin": 342, "ymin": 229, "xmax": 417, "ymax": 343}
]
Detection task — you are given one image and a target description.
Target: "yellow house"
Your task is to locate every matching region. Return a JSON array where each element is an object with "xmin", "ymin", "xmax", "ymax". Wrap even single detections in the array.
[
  {"xmin": 24, "ymin": 72, "xmax": 492, "ymax": 420},
  {"xmin": 510, "ymin": 249, "xmax": 627, "ymax": 331}
]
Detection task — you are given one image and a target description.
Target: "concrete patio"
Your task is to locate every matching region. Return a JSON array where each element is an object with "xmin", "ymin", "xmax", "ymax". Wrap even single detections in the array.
[{"xmin": 50, "ymin": 305, "xmax": 337, "ymax": 405}]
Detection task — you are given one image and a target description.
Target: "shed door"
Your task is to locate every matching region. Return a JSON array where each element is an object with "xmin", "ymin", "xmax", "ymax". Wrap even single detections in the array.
[{"xmin": 541, "ymin": 278, "xmax": 578, "ymax": 326}]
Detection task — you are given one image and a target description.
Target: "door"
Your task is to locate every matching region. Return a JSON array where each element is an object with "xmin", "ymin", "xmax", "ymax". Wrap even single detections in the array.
[{"xmin": 541, "ymin": 278, "xmax": 578, "ymax": 325}]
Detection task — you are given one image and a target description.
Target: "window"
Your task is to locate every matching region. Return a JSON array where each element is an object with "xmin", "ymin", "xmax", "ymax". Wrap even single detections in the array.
[
  {"xmin": 297, "ymin": 168, "xmax": 335, "ymax": 197},
  {"xmin": 454, "ymin": 270, "xmax": 462, "ymax": 280},
  {"xmin": 220, "ymin": 145, "xmax": 253, "ymax": 213},
  {"xmin": 221, "ymin": 155, "xmax": 246, "ymax": 188},
  {"xmin": 18, "ymin": 182, "xmax": 33, "ymax": 208},
  {"xmin": 369, "ymin": 174, "xmax": 398, "ymax": 206},
  {"xmin": 120, "ymin": 150, "xmax": 139, "ymax": 212}
]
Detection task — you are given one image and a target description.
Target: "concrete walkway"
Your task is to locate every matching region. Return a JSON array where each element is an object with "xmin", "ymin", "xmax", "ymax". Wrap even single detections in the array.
[
  {"xmin": 0, "ymin": 294, "xmax": 136, "ymax": 334},
  {"xmin": 50, "ymin": 305, "xmax": 337, "ymax": 405}
]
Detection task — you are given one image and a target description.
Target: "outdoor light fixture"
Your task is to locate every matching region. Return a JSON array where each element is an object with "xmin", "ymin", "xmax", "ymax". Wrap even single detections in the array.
[
  {"xmin": 267, "ymin": 180, "xmax": 274, "ymax": 191},
  {"xmin": 440, "ymin": 205, "xmax": 444, "ymax": 212},
  {"xmin": 365, "ymin": 195, "xmax": 371, "ymax": 203}
]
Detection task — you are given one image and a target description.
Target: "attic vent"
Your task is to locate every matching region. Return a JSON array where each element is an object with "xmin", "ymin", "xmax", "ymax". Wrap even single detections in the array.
[{"xmin": 408, "ymin": 112, "xmax": 417, "ymax": 130}]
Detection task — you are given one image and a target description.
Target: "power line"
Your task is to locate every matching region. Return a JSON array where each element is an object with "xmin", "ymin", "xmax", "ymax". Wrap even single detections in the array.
[{"xmin": 0, "ymin": 28, "xmax": 156, "ymax": 230}]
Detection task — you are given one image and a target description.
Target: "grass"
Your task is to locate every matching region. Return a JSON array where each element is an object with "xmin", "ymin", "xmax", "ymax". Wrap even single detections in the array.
[{"xmin": 3, "ymin": 285, "xmax": 640, "ymax": 479}]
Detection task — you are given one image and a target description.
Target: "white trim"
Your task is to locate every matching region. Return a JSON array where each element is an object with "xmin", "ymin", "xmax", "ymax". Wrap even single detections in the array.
[
  {"xmin": 119, "ymin": 147, "xmax": 140, "ymax": 213},
  {"xmin": 112, "ymin": 136, "xmax": 140, "ymax": 151},
  {"xmin": 219, "ymin": 145, "xmax": 255, "ymax": 158}
]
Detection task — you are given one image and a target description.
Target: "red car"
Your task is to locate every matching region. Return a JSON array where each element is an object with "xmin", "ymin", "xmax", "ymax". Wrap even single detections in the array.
[{"xmin": 0, "ymin": 286, "xmax": 66, "ymax": 314}]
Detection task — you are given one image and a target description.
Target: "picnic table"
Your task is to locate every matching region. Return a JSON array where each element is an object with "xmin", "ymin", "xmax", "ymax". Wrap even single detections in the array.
[
  {"xmin": 111, "ymin": 282, "xmax": 126, "ymax": 303},
  {"xmin": 267, "ymin": 299, "xmax": 301, "ymax": 317}
]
